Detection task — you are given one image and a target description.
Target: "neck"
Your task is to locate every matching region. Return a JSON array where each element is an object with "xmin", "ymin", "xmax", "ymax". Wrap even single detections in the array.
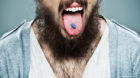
[
  {"xmin": 31, "ymin": 18, "xmax": 107, "ymax": 78},
  {"xmin": 31, "ymin": 18, "xmax": 106, "ymax": 60}
]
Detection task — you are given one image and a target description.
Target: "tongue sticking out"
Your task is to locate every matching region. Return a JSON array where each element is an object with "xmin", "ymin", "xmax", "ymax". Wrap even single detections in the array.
[{"xmin": 63, "ymin": 13, "xmax": 83, "ymax": 36}]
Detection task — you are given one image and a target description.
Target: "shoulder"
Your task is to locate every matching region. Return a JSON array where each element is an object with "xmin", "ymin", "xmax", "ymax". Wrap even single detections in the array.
[
  {"xmin": 107, "ymin": 19, "xmax": 140, "ymax": 46},
  {"xmin": 0, "ymin": 20, "xmax": 32, "ymax": 47},
  {"xmin": 107, "ymin": 19, "xmax": 140, "ymax": 77},
  {"xmin": 0, "ymin": 20, "xmax": 24, "ymax": 51},
  {"xmin": 0, "ymin": 20, "xmax": 32, "ymax": 55},
  {"xmin": 0, "ymin": 20, "xmax": 32, "ymax": 77},
  {"xmin": 0, "ymin": 20, "xmax": 32, "ymax": 76}
]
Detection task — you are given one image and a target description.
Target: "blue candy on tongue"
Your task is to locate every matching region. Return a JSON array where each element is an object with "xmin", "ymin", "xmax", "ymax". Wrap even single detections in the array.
[
  {"xmin": 63, "ymin": 12, "xmax": 83, "ymax": 36},
  {"xmin": 71, "ymin": 23, "xmax": 76, "ymax": 29}
]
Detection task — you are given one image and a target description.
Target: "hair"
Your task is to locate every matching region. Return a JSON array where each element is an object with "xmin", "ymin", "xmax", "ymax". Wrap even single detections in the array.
[{"xmin": 34, "ymin": 0, "xmax": 101, "ymax": 61}]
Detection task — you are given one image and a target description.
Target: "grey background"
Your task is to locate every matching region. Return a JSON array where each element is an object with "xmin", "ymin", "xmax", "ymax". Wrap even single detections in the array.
[{"xmin": 0, "ymin": 0, "xmax": 140, "ymax": 37}]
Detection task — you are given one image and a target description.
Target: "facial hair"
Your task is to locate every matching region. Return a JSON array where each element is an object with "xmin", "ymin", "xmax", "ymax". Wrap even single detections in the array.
[{"xmin": 34, "ymin": 0, "xmax": 100, "ymax": 61}]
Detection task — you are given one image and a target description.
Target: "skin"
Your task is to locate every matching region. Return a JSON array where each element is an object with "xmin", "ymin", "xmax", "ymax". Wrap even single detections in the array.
[{"xmin": 32, "ymin": 0, "xmax": 107, "ymax": 78}]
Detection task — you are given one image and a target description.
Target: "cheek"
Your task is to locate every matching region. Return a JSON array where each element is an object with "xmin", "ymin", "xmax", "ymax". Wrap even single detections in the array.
[
  {"xmin": 87, "ymin": 0, "xmax": 97, "ymax": 7},
  {"xmin": 87, "ymin": 0, "xmax": 97, "ymax": 3},
  {"xmin": 86, "ymin": 0, "xmax": 97, "ymax": 15},
  {"xmin": 42, "ymin": 0, "xmax": 60, "ymax": 12},
  {"xmin": 42, "ymin": 0, "xmax": 61, "ymax": 20}
]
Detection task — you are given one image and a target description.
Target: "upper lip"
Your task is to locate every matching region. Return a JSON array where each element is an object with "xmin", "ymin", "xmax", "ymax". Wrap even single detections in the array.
[
  {"xmin": 62, "ymin": 2, "xmax": 84, "ymax": 13},
  {"xmin": 69, "ymin": 2, "xmax": 82, "ymax": 8}
]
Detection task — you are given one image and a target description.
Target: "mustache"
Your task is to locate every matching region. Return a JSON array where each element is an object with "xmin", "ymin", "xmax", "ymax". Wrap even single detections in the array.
[{"xmin": 59, "ymin": 0, "xmax": 87, "ymax": 12}]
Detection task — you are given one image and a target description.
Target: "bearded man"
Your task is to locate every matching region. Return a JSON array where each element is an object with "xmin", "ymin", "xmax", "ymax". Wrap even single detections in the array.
[{"xmin": 0, "ymin": 0, "xmax": 140, "ymax": 78}]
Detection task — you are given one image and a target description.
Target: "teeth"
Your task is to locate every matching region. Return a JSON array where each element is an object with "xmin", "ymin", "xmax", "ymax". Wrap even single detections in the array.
[
  {"xmin": 65, "ymin": 7, "xmax": 83, "ymax": 12},
  {"xmin": 78, "ymin": 7, "xmax": 83, "ymax": 10}
]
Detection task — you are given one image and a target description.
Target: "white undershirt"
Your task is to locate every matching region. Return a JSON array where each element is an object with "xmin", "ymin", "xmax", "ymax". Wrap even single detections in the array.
[{"xmin": 29, "ymin": 25, "xmax": 110, "ymax": 78}]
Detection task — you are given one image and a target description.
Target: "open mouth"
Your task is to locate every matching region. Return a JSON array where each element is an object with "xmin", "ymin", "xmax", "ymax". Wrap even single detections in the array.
[{"xmin": 61, "ymin": 2, "xmax": 84, "ymax": 37}]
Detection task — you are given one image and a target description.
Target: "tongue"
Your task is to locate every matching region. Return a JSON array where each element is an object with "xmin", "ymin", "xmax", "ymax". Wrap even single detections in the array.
[{"xmin": 63, "ymin": 13, "xmax": 82, "ymax": 36}]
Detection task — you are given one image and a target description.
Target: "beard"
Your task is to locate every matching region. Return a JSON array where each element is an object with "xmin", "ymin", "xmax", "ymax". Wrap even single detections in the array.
[{"xmin": 34, "ymin": 0, "xmax": 100, "ymax": 60}]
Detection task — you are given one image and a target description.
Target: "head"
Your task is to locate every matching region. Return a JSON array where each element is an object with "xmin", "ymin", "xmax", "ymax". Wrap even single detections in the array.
[{"xmin": 34, "ymin": 0, "xmax": 102, "ymax": 60}]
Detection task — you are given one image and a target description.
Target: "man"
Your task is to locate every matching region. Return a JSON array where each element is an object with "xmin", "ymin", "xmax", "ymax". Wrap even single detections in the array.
[{"xmin": 0, "ymin": 0, "xmax": 140, "ymax": 78}]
